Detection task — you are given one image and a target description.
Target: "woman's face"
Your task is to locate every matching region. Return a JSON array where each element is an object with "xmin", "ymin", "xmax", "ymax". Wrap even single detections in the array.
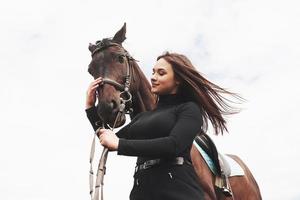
[{"xmin": 151, "ymin": 58, "xmax": 180, "ymax": 95}]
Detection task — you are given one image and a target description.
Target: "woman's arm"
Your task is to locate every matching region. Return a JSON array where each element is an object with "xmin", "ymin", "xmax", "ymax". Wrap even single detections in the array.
[
  {"xmin": 86, "ymin": 106, "xmax": 102, "ymax": 131},
  {"xmin": 115, "ymin": 112, "xmax": 143, "ymax": 138},
  {"xmin": 117, "ymin": 102, "xmax": 203, "ymax": 158},
  {"xmin": 85, "ymin": 77, "xmax": 103, "ymax": 132},
  {"xmin": 86, "ymin": 106, "xmax": 138, "ymax": 137},
  {"xmin": 97, "ymin": 112, "xmax": 143, "ymax": 149}
]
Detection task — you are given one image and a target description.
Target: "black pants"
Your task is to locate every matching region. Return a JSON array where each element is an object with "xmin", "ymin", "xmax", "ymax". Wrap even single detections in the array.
[{"xmin": 129, "ymin": 163, "xmax": 204, "ymax": 200}]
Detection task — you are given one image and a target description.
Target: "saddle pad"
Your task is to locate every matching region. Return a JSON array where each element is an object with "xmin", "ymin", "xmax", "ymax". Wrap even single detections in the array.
[
  {"xmin": 193, "ymin": 141, "xmax": 244, "ymax": 177},
  {"xmin": 193, "ymin": 141, "xmax": 218, "ymax": 175},
  {"xmin": 223, "ymin": 154, "xmax": 244, "ymax": 177}
]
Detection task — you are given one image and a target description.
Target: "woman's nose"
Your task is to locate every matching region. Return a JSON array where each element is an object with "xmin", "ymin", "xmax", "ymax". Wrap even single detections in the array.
[{"xmin": 151, "ymin": 74, "xmax": 157, "ymax": 82}]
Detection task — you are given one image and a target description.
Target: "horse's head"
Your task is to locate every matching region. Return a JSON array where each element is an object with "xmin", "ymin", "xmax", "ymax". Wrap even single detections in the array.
[{"xmin": 88, "ymin": 23, "xmax": 133, "ymax": 128}]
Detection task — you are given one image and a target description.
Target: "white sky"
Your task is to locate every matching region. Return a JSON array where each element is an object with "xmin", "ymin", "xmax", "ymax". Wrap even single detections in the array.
[{"xmin": 1, "ymin": 0, "xmax": 300, "ymax": 199}]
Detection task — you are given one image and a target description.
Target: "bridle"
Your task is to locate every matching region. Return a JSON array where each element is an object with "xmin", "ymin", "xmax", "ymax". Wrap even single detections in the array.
[
  {"xmin": 89, "ymin": 39, "xmax": 134, "ymax": 200},
  {"xmin": 91, "ymin": 39, "xmax": 133, "ymax": 114}
]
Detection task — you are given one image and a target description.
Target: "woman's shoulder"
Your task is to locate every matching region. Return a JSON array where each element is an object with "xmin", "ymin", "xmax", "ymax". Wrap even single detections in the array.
[
  {"xmin": 176, "ymin": 101, "xmax": 202, "ymax": 114},
  {"xmin": 178, "ymin": 100, "xmax": 200, "ymax": 108},
  {"xmin": 130, "ymin": 111, "xmax": 144, "ymax": 121}
]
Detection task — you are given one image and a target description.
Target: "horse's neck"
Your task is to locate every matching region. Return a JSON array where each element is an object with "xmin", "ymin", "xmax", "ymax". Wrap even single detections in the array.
[{"xmin": 130, "ymin": 62, "xmax": 156, "ymax": 119}]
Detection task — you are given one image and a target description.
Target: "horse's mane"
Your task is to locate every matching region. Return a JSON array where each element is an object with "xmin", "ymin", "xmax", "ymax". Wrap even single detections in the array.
[{"xmin": 129, "ymin": 60, "xmax": 156, "ymax": 119}]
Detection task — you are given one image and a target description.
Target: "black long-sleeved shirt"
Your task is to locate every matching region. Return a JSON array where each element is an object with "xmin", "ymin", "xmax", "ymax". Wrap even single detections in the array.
[{"xmin": 86, "ymin": 94, "xmax": 203, "ymax": 164}]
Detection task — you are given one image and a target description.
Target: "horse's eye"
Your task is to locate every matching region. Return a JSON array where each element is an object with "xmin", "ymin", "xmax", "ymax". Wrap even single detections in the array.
[{"xmin": 118, "ymin": 55, "xmax": 124, "ymax": 63}]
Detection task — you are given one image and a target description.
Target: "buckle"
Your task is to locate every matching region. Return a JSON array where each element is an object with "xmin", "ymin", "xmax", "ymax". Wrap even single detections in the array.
[
  {"xmin": 135, "ymin": 157, "xmax": 184, "ymax": 173},
  {"xmin": 134, "ymin": 162, "xmax": 151, "ymax": 173},
  {"xmin": 142, "ymin": 162, "xmax": 151, "ymax": 170},
  {"xmin": 142, "ymin": 159, "xmax": 159, "ymax": 169},
  {"xmin": 222, "ymin": 187, "xmax": 233, "ymax": 197},
  {"xmin": 174, "ymin": 157, "xmax": 184, "ymax": 165}
]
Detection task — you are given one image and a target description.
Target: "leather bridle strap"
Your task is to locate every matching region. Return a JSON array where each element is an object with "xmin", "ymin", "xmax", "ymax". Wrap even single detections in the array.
[
  {"xmin": 89, "ymin": 110, "xmax": 125, "ymax": 200},
  {"xmin": 102, "ymin": 78, "xmax": 125, "ymax": 91}
]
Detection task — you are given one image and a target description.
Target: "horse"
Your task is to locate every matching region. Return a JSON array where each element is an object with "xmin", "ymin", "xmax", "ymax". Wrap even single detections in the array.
[{"xmin": 87, "ymin": 23, "xmax": 262, "ymax": 200}]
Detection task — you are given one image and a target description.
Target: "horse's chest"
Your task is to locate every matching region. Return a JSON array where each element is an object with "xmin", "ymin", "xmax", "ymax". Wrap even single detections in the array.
[{"xmin": 130, "ymin": 108, "xmax": 177, "ymax": 139}]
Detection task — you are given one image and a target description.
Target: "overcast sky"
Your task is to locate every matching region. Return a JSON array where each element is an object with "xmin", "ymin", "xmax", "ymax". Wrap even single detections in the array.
[{"xmin": 1, "ymin": 0, "xmax": 300, "ymax": 199}]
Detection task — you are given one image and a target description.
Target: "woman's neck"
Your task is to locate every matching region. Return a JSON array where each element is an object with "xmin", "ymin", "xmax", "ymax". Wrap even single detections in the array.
[{"xmin": 157, "ymin": 93, "xmax": 185, "ymax": 107}]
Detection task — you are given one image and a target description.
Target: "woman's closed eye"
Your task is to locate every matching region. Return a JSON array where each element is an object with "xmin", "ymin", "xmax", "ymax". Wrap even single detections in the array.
[{"xmin": 152, "ymin": 70, "xmax": 166, "ymax": 76}]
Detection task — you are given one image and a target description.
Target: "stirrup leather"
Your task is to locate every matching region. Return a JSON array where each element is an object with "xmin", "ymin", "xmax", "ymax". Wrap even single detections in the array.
[{"xmin": 215, "ymin": 173, "xmax": 233, "ymax": 197}]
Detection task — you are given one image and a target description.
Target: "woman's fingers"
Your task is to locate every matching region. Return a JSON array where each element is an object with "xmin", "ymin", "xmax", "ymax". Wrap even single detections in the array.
[
  {"xmin": 99, "ymin": 129, "xmax": 108, "ymax": 145},
  {"xmin": 86, "ymin": 77, "xmax": 103, "ymax": 108},
  {"xmin": 90, "ymin": 78, "xmax": 102, "ymax": 92},
  {"xmin": 99, "ymin": 128, "xmax": 113, "ymax": 135},
  {"xmin": 90, "ymin": 84, "xmax": 100, "ymax": 92},
  {"xmin": 99, "ymin": 128, "xmax": 106, "ymax": 135},
  {"xmin": 98, "ymin": 129, "xmax": 119, "ymax": 151},
  {"xmin": 89, "ymin": 76, "xmax": 102, "ymax": 85},
  {"xmin": 99, "ymin": 133, "xmax": 103, "ymax": 144},
  {"xmin": 93, "ymin": 77, "xmax": 103, "ymax": 85}
]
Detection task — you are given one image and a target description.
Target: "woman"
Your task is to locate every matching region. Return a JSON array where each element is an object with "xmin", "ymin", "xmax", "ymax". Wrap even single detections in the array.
[{"xmin": 86, "ymin": 52, "xmax": 240, "ymax": 200}]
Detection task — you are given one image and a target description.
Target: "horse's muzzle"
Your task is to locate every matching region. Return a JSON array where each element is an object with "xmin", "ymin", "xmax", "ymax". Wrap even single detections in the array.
[{"xmin": 97, "ymin": 101, "xmax": 126, "ymax": 128}]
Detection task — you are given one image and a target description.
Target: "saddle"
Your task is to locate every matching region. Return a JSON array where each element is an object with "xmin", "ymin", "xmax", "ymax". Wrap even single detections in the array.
[{"xmin": 194, "ymin": 134, "xmax": 234, "ymax": 197}]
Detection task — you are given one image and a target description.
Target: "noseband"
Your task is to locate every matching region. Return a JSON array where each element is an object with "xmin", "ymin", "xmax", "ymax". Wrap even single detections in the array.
[{"xmin": 91, "ymin": 39, "xmax": 133, "ymax": 114}]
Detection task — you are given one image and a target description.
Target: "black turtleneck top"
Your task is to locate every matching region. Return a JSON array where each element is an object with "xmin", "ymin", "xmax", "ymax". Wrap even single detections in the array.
[
  {"xmin": 85, "ymin": 94, "xmax": 203, "ymax": 164},
  {"xmin": 114, "ymin": 94, "xmax": 203, "ymax": 164}
]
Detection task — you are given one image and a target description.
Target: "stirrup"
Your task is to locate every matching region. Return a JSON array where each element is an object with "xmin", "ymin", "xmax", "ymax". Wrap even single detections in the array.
[{"xmin": 221, "ymin": 187, "xmax": 233, "ymax": 197}]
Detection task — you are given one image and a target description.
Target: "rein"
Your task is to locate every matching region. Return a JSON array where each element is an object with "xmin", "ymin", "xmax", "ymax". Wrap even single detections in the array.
[{"xmin": 89, "ymin": 40, "xmax": 133, "ymax": 200}]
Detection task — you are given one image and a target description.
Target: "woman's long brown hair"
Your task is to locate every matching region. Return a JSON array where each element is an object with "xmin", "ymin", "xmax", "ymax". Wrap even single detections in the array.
[{"xmin": 157, "ymin": 52, "xmax": 243, "ymax": 135}]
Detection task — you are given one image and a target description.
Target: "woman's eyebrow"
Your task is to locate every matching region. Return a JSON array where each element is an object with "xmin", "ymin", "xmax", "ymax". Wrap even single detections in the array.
[{"xmin": 153, "ymin": 67, "xmax": 166, "ymax": 72}]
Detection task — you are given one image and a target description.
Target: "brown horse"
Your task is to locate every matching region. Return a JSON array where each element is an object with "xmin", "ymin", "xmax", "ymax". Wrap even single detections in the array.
[{"xmin": 87, "ymin": 23, "xmax": 262, "ymax": 200}]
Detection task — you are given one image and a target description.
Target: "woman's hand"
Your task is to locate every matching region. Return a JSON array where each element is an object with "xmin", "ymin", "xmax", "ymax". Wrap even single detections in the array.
[
  {"xmin": 99, "ymin": 128, "xmax": 119, "ymax": 151},
  {"xmin": 86, "ymin": 77, "xmax": 103, "ymax": 109}
]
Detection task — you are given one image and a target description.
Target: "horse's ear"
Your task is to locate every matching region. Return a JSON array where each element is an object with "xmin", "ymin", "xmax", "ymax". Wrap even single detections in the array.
[
  {"xmin": 112, "ymin": 23, "xmax": 126, "ymax": 44},
  {"xmin": 89, "ymin": 43, "xmax": 97, "ymax": 53}
]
